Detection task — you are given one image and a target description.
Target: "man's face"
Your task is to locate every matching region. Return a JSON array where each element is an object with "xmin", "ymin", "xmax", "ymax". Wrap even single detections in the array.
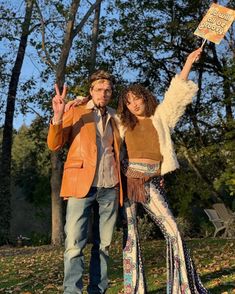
[{"xmin": 90, "ymin": 80, "xmax": 112, "ymax": 108}]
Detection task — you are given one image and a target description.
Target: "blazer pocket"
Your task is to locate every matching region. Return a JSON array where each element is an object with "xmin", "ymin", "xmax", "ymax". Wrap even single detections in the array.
[{"xmin": 64, "ymin": 160, "xmax": 83, "ymax": 169}]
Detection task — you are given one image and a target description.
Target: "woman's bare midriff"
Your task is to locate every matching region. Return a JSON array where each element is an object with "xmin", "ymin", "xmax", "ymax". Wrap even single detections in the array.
[{"xmin": 129, "ymin": 158, "xmax": 161, "ymax": 165}]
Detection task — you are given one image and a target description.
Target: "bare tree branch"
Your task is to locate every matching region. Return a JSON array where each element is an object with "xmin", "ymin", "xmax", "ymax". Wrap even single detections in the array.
[
  {"xmin": 72, "ymin": 0, "xmax": 103, "ymax": 38},
  {"xmin": 89, "ymin": 1, "xmax": 101, "ymax": 74},
  {"xmin": 27, "ymin": 105, "xmax": 44, "ymax": 119},
  {"xmin": 34, "ymin": 0, "xmax": 56, "ymax": 70}
]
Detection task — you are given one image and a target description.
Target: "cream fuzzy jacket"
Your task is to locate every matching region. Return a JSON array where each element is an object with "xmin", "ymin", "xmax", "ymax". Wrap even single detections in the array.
[{"xmin": 116, "ymin": 75, "xmax": 198, "ymax": 175}]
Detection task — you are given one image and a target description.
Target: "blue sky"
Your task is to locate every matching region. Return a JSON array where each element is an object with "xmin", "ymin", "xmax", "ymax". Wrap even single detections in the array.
[
  {"xmin": 2, "ymin": 0, "xmax": 234, "ymax": 129},
  {"xmin": 3, "ymin": 0, "xmax": 108, "ymax": 130},
  {"xmin": 14, "ymin": 54, "xmax": 43, "ymax": 129}
]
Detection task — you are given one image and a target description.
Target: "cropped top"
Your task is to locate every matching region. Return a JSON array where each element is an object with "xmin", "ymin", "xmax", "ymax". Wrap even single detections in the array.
[{"xmin": 125, "ymin": 118, "xmax": 162, "ymax": 161}]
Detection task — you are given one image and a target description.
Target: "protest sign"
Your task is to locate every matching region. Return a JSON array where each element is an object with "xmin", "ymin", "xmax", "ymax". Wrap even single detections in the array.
[{"xmin": 194, "ymin": 3, "xmax": 235, "ymax": 44}]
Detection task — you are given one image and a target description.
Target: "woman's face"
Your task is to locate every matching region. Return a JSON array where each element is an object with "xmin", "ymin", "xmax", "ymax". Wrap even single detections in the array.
[{"xmin": 126, "ymin": 92, "xmax": 146, "ymax": 118}]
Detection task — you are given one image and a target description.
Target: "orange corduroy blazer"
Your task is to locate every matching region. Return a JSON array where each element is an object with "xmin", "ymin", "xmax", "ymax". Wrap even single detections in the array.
[{"xmin": 47, "ymin": 104, "xmax": 123, "ymax": 206}]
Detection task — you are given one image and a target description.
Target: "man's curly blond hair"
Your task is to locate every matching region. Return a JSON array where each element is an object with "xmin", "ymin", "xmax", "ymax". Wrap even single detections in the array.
[{"xmin": 89, "ymin": 70, "xmax": 115, "ymax": 90}]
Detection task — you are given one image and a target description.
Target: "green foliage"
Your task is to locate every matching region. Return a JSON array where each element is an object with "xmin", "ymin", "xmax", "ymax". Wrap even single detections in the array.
[
  {"xmin": 29, "ymin": 232, "xmax": 51, "ymax": 246},
  {"xmin": 175, "ymin": 216, "xmax": 193, "ymax": 238},
  {"xmin": 199, "ymin": 219, "xmax": 215, "ymax": 238},
  {"xmin": 0, "ymin": 0, "xmax": 234, "ymax": 241},
  {"xmin": 213, "ymin": 123, "xmax": 235, "ymax": 200},
  {"xmin": 137, "ymin": 214, "xmax": 156, "ymax": 241},
  {"xmin": 165, "ymin": 167, "xmax": 211, "ymax": 216},
  {"xmin": 11, "ymin": 119, "xmax": 51, "ymax": 206},
  {"xmin": 164, "ymin": 138, "xmax": 235, "ymax": 227}
]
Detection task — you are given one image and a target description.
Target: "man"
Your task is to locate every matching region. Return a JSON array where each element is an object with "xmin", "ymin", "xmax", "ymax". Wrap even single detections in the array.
[{"xmin": 47, "ymin": 70, "xmax": 123, "ymax": 294}]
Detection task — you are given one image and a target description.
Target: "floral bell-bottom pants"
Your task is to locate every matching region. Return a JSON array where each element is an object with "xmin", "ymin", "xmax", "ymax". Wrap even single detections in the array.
[{"xmin": 123, "ymin": 176, "xmax": 209, "ymax": 294}]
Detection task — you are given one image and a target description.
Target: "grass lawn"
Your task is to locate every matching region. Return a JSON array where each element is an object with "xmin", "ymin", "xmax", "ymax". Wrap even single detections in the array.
[{"xmin": 0, "ymin": 233, "xmax": 234, "ymax": 293}]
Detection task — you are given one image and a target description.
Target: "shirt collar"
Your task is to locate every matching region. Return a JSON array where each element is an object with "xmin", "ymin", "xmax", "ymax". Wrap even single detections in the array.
[
  {"xmin": 86, "ymin": 99, "xmax": 96, "ymax": 110},
  {"xmin": 85, "ymin": 99, "xmax": 116, "ymax": 118}
]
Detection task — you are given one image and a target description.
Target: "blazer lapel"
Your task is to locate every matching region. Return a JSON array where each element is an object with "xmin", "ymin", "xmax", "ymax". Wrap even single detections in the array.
[
  {"xmin": 81, "ymin": 110, "xmax": 96, "ymax": 145},
  {"xmin": 110, "ymin": 117, "xmax": 121, "ymax": 153}
]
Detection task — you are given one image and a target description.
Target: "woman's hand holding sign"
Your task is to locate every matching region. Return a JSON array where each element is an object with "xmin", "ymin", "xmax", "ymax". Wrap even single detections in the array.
[{"xmin": 179, "ymin": 47, "xmax": 203, "ymax": 81}]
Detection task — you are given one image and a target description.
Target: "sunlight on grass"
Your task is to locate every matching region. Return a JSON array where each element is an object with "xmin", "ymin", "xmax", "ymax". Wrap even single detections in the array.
[{"xmin": 0, "ymin": 235, "xmax": 234, "ymax": 293}]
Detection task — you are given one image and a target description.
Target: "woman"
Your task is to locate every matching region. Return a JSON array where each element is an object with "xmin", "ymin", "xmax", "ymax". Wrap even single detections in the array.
[{"xmin": 117, "ymin": 48, "xmax": 209, "ymax": 293}]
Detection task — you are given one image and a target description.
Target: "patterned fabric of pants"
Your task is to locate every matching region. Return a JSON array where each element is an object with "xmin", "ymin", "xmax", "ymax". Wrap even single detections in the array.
[{"xmin": 123, "ymin": 176, "xmax": 209, "ymax": 294}]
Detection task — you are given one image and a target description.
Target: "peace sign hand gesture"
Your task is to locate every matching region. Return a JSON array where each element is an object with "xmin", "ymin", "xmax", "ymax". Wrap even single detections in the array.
[{"xmin": 52, "ymin": 84, "xmax": 67, "ymax": 123}]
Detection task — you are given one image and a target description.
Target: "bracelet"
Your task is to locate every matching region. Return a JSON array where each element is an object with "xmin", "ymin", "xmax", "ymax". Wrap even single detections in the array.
[{"xmin": 52, "ymin": 117, "xmax": 62, "ymax": 125}]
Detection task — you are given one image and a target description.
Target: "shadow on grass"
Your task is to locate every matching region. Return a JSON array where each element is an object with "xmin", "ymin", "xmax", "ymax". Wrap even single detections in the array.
[
  {"xmin": 203, "ymin": 265, "xmax": 235, "ymax": 280},
  {"xmin": 202, "ymin": 265, "xmax": 235, "ymax": 293},
  {"xmin": 211, "ymin": 285, "xmax": 235, "ymax": 293},
  {"xmin": 147, "ymin": 288, "xmax": 165, "ymax": 294},
  {"xmin": 146, "ymin": 266, "xmax": 235, "ymax": 293}
]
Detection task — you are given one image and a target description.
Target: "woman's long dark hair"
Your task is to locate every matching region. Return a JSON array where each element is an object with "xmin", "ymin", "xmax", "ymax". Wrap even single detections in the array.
[{"xmin": 117, "ymin": 84, "xmax": 158, "ymax": 129}]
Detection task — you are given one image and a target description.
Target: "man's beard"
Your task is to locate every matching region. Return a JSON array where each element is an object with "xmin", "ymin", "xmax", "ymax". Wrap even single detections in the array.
[{"xmin": 95, "ymin": 102, "xmax": 106, "ymax": 109}]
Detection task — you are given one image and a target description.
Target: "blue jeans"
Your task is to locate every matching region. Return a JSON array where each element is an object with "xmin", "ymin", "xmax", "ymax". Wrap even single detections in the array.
[{"xmin": 63, "ymin": 187, "xmax": 118, "ymax": 294}]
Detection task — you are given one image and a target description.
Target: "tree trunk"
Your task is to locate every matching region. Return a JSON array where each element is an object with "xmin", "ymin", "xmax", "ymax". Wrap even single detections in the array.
[
  {"xmin": 50, "ymin": 0, "xmax": 81, "ymax": 246},
  {"xmin": 49, "ymin": 0, "xmax": 103, "ymax": 246},
  {"xmin": 0, "ymin": 0, "xmax": 34, "ymax": 244},
  {"xmin": 89, "ymin": 2, "xmax": 101, "ymax": 74},
  {"xmin": 50, "ymin": 152, "xmax": 64, "ymax": 245},
  {"xmin": 222, "ymin": 72, "xmax": 234, "ymax": 124}
]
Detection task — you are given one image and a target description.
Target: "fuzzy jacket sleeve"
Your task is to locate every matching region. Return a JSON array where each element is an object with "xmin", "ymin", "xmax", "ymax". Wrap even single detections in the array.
[{"xmin": 156, "ymin": 75, "xmax": 198, "ymax": 130}]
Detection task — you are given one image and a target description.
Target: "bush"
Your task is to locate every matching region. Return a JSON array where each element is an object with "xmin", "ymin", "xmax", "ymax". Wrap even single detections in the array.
[
  {"xmin": 175, "ymin": 216, "xmax": 193, "ymax": 239},
  {"xmin": 29, "ymin": 232, "xmax": 51, "ymax": 246},
  {"xmin": 138, "ymin": 214, "xmax": 157, "ymax": 241},
  {"xmin": 199, "ymin": 221, "xmax": 215, "ymax": 238}
]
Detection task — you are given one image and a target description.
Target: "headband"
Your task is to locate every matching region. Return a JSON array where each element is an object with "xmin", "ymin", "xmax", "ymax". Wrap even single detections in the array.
[{"xmin": 90, "ymin": 79, "xmax": 113, "ymax": 89}]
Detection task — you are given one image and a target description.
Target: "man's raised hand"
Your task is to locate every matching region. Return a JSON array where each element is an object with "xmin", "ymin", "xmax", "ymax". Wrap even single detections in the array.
[{"xmin": 52, "ymin": 84, "xmax": 67, "ymax": 123}]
